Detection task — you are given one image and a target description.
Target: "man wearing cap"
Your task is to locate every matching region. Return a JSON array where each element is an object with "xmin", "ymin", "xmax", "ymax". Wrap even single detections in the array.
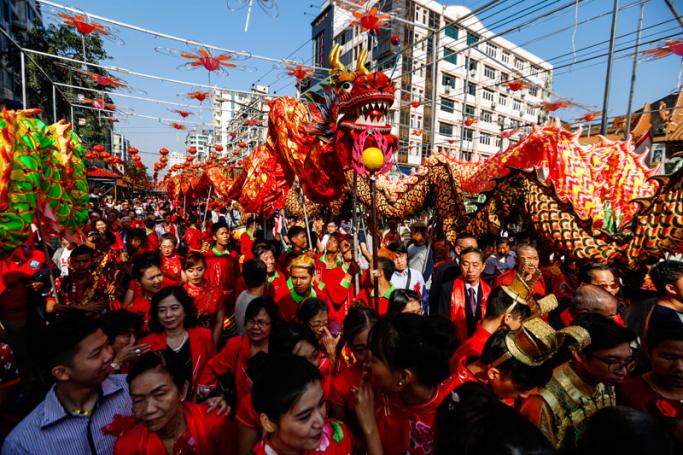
[
  {"xmin": 520, "ymin": 313, "xmax": 636, "ymax": 449},
  {"xmin": 407, "ymin": 221, "xmax": 433, "ymax": 281}
]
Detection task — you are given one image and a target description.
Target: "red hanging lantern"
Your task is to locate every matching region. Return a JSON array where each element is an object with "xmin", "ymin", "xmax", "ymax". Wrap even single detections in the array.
[
  {"xmin": 210, "ymin": 153, "xmax": 218, "ymax": 160},
  {"xmin": 229, "ymin": 132, "xmax": 237, "ymax": 138},
  {"xmin": 93, "ymin": 144, "xmax": 105, "ymax": 152},
  {"xmin": 187, "ymin": 146, "xmax": 197, "ymax": 155},
  {"xmin": 238, "ymin": 141, "xmax": 247, "ymax": 148},
  {"xmin": 128, "ymin": 147, "xmax": 138, "ymax": 155},
  {"xmin": 232, "ymin": 150, "xmax": 240, "ymax": 156},
  {"xmin": 186, "ymin": 155, "xmax": 195, "ymax": 162},
  {"xmin": 85, "ymin": 152, "xmax": 94, "ymax": 160},
  {"xmin": 159, "ymin": 147, "xmax": 169, "ymax": 156},
  {"xmin": 214, "ymin": 144, "xmax": 224, "ymax": 152}
]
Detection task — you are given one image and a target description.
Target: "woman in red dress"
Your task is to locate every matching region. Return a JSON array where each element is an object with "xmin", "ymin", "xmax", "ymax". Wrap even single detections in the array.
[
  {"xmin": 113, "ymin": 353, "xmax": 236, "ymax": 454},
  {"xmin": 354, "ymin": 314, "xmax": 459, "ymax": 455},
  {"xmin": 125, "ymin": 253, "xmax": 164, "ymax": 329},
  {"xmin": 249, "ymin": 354, "xmax": 352, "ymax": 455},
  {"xmin": 159, "ymin": 233, "xmax": 184, "ymax": 287},
  {"xmin": 183, "ymin": 252, "xmax": 226, "ymax": 346},
  {"xmin": 296, "ymin": 298, "xmax": 340, "ymax": 374},
  {"xmin": 140, "ymin": 286, "xmax": 214, "ymax": 400}
]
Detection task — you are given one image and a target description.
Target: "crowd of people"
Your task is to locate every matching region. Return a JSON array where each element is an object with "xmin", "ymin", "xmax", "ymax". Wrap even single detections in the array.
[{"xmin": 0, "ymin": 195, "xmax": 682, "ymax": 454}]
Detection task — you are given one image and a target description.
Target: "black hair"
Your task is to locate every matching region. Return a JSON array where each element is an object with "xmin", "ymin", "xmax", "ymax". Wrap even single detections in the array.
[
  {"xmin": 337, "ymin": 304, "xmax": 379, "ymax": 358},
  {"xmin": 650, "ymin": 260, "xmax": 683, "ymax": 296},
  {"xmin": 434, "ymin": 382, "xmax": 554, "ymax": 455},
  {"xmin": 144, "ymin": 218, "xmax": 156, "ymax": 229},
  {"xmin": 377, "ymin": 256, "xmax": 395, "ymax": 281},
  {"xmin": 242, "ymin": 258, "xmax": 267, "ymax": 288},
  {"xmin": 132, "ymin": 252, "xmax": 162, "ymax": 280},
  {"xmin": 127, "ymin": 352, "xmax": 186, "ymax": 393},
  {"xmin": 387, "ymin": 241, "xmax": 408, "ymax": 255},
  {"xmin": 573, "ymin": 313, "xmax": 636, "ymax": 357},
  {"xmin": 159, "ymin": 233, "xmax": 178, "ymax": 247},
  {"xmin": 645, "ymin": 320, "xmax": 683, "ymax": 350},
  {"xmin": 34, "ymin": 312, "xmax": 102, "ymax": 371},
  {"xmin": 244, "ymin": 297, "xmax": 281, "ymax": 325},
  {"xmin": 269, "ymin": 322, "xmax": 320, "ymax": 356},
  {"xmin": 99, "ymin": 230, "xmax": 117, "ymax": 249},
  {"xmin": 388, "ymin": 289, "xmax": 420, "ymax": 315},
  {"xmin": 211, "ymin": 221, "xmax": 229, "ymax": 237},
  {"xmin": 252, "ymin": 241, "xmax": 276, "ymax": 259},
  {"xmin": 296, "ymin": 298, "xmax": 328, "ymax": 325},
  {"xmin": 577, "ymin": 406, "xmax": 678, "ymax": 455},
  {"xmin": 182, "ymin": 251, "xmax": 206, "ymax": 270},
  {"xmin": 70, "ymin": 244, "xmax": 95, "ymax": 258},
  {"xmin": 287, "ymin": 225, "xmax": 306, "ymax": 240},
  {"xmin": 369, "ymin": 314, "xmax": 457, "ymax": 387},
  {"xmin": 578, "ymin": 262, "xmax": 617, "ymax": 285},
  {"xmin": 246, "ymin": 217, "xmax": 258, "ymax": 229},
  {"xmin": 128, "ymin": 228, "xmax": 147, "ymax": 242},
  {"xmin": 149, "ymin": 286, "xmax": 198, "ymax": 333},
  {"xmin": 455, "ymin": 233, "xmax": 478, "ymax": 245},
  {"xmin": 251, "ymin": 354, "xmax": 323, "ymax": 424},
  {"xmin": 484, "ymin": 287, "xmax": 531, "ymax": 321},
  {"xmin": 459, "ymin": 246, "xmax": 484, "ymax": 262},
  {"xmin": 480, "ymin": 330, "xmax": 553, "ymax": 391},
  {"xmin": 101, "ymin": 310, "xmax": 143, "ymax": 344}
]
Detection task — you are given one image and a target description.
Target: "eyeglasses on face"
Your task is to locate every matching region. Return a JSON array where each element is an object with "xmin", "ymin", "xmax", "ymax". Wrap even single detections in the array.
[
  {"xmin": 246, "ymin": 319, "xmax": 271, "ymax": 328},
  {"xmin": 593, "ymin": 355, "xmax": 636, "ymax": 373}
]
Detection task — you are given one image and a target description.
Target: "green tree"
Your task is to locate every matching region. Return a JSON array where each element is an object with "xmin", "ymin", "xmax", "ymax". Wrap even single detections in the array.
[{"xmin": 17, "ymin": 19, "xmax": 115, "ymax": 147}]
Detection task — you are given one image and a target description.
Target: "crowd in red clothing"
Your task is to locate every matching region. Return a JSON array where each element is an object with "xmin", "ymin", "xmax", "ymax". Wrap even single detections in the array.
[{"xmin": 1, "ymin": 197, "xmax": 683, "ymax": 455}]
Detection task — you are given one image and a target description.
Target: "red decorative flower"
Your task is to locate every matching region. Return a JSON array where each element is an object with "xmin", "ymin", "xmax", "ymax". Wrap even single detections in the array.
[{"xmin": 656, "ymin": 399, "xmax": 678, "ymax": 418}]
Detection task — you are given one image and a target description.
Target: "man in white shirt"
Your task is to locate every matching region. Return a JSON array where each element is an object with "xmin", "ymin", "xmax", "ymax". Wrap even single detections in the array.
[
  {"xmin": 388, "ymin": 242, "xmax": 426, "ymax": 298},
  {"xmin": 483, "ymin": 238, "xmax": 516, "ymax": 281}
]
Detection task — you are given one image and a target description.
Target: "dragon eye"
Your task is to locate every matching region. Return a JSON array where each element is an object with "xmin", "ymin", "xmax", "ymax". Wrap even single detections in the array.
[{"xmin": 340, "ymin": 81, "xmax": 353, "ymax": 92}]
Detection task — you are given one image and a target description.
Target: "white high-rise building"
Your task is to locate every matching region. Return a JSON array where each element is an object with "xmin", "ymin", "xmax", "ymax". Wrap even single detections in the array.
[
  {"xmin": 212, "ymin": 86, "xmax": 270, "ymax": 160},
  {"xmin": 168, "ymin": 151, "xmax": 184, "ymax": 169},
  {"xmin": 184, "ymin": 128, "xmax": 212, "ymax": 162},
  {"xmin": 311, "ymin": 0, "xmax": 553, "ymax": 166}
]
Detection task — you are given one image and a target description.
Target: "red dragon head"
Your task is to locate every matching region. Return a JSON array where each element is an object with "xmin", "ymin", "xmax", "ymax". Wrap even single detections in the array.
[{"xmin": 325, "ymin": 44, "xmax": 397, "ymax": 170}]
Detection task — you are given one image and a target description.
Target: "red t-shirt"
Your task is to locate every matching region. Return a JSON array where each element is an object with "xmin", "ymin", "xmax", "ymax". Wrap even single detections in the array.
[
  {"xmin": 240, "ymin": 231, "xmax": 255, "ymax": 261},
  {"xmin": 450, "ymin": 324, "xmax": 492, "ymax": 368},
  {"xmin": 375, "ymin": 374, "xmax": 462, "ymax": 455},
  {"xmin": 618, "ymin": 375, "xmax": 683, "ymax": 432},
  {"xmin": 203, "ymin": 248, "xmax": 239, "ymax": 307},
  {"xmin": 0, "ymin": 248, "xmax": 47, "ymax": 320},
  {"xmin": 250, "ymin": 419, "xmax": 352, "ymax": 455},
  {"xmin": 355, "ymin": 286, "xmax": 394, "ymax": 316}
]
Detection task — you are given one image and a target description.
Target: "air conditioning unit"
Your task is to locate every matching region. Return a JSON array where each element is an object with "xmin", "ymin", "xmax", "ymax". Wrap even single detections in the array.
[
  {"xmin": 519, "ymin": 111, "xmax": 525, "ymax": 117},
  {"xmin": 490, "ymin": 102, "xmax": 496, "ymax": 109},
  {"xmin": 444, "ymin": 88, "xmax": 451, "ymax": 94},
  {"xmin": 469, "ymin": 69, "xmax": 477, "ymax": 78}
]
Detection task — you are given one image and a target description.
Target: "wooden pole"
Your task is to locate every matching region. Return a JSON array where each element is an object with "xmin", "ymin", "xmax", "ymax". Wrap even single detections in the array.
[{"xmin": 370, "ymin": 174, "xmax": 379, "ymax": 311}]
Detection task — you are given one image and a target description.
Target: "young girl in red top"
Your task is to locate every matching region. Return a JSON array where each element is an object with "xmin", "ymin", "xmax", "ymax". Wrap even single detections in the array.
[
  {"xmin": 158, "ymin": 234, "xmax": 184, "ymax": 287},
  {"xmin": 329, "ymin": 305, "xmax": 379, "ymax": 444},
  {"xmin": 183, "ymin": 252, "xmax": 226, "ymax": 346},
  {"xmin": 113, "ymin": 353, "xmax": 236, "ymax": 454},
  {"xmin": 355, "ymin": 314, "xmax": 458, "ymax": 455},
  {"xmin": 140, "ymin": 286, "xmax": 215, "ymax": 401},
  {"xmin": 249, "ymin": 354, "xmax": 352, "ymax": 455},
  {"xmin": 126, "ymin": 253, "xmax": 164, "ymax": 329}
]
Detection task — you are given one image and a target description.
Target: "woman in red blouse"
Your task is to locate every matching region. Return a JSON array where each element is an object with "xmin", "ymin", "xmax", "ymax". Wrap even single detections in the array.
[
  {"xmin": 329, "ymin": 305, "xmax": 379, "ymax": 443},
  {"xmin": 139, "ymin": 286, "xmax": 214, "ymax": 400},
  {"xmin": 249, "ymin": 354, "xmax": 352, "ymax": 455},
  {"xmin": 296, "ymin": 298, "xmax": 340, "ymax": 374},
  {"xmin": 113, "ymin": 353, "xmax": 236, "ymax": 454},
  {"xmin": 196, "ymin": 298, "xmax": 280, "ymax": 410},
  {"xmin": 158, "ymin": 234, "xmax": 184, "ymax": 287},
  {"xmin": 354, "ymin": 314, "xmax": 459, "ymax": 455},
  {"xmin": 183, "ymin": 252, "xmax": 226, "ymax": 346}
]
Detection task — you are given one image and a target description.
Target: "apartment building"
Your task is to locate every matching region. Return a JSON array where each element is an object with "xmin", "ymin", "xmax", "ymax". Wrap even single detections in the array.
[
  {"xmin": 311, "ymin": 0, "xmax": 553, "ymax": 165},
  {"xmin": 211, "ymin": 85, "xmax": 270, "ymax": 160},
  {"xmin": 184, "ymin": 128, "xmax": 212, "ymax": 162}
]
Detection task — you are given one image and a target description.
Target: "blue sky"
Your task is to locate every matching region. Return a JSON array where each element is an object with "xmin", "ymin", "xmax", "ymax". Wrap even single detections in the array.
[{"xmin": 43, "ymin": 0, "xmax": 682, "ymax": 168}]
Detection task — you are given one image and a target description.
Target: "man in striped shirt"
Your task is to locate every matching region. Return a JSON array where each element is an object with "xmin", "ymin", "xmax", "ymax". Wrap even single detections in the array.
[{"xmin": 2, "ymin": 313, "xmax": 132, "ymax": 454}]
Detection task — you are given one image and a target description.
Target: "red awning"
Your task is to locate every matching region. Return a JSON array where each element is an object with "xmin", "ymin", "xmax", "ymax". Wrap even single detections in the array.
[{"xmin": 86, "ymin": 167, "xmax": 122, "ymax": 179}]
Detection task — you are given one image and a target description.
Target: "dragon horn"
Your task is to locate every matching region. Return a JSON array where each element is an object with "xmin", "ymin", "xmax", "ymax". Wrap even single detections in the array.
[
  {"xmin": 328, "ymin": 44, "xmax": 347, "ymax": 73},
  {"xmin": 356, "ymin": 48, "xmax": 370, "ymax": 75}
]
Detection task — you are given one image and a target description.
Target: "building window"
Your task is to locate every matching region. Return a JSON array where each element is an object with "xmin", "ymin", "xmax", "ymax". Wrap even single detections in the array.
[
  {"xmin": 514, "ymin": 57, "xmax": 525, "ymax": 70},
  {"xmin": 442, "ymin": 73, "xmax": 456, "ymax": 89},
  {"xmin": 439, "ymin": 122, "xmax": 454, "ymax": 136},
  {"xmin": 526, "ymin": 104, "xmax": 536, "ymax": 116},
  {"xmin": 482, "ymin": 89, "xmax": 494, "ymax": 102},
  {"xmin": 481, "ymin": 110, "xmax": 493, "ymax": 123},
  {"xmin": 500, "ymin": 72, "xmax": 509, "ymax": 82},
  {"xmin": 498, "ymin": 115, "xmax": 507, "ymax": 128},
  {"xmin": 513, "ymin": 99, "xmax": 521, "ymax": 111},
  {"xmin": 465, "ymin": 57, "xmax": 478, "ymax": 71},
  {"xmin": 441, "ymin": 98, "xmax": 455, "ymax": 113},
  {"xmin": 528, "ymin": 86, "xmax": 538, "ymax": 96},
  {"xmin": 445, "ymin": 24, "xmax": 458, "ymax": 39},
  {"xmin": 464, "ymin": 104, "xmax": 476, "ymax": 116},
  {"xmin": 466, "ymin": 31, "xmax": 479, "ymax": 46},
  {"xmin": 480, "ymin": 133, "xmax": 492, "ymax": 145},
  {"xmin": 444, "ymin": 47, "xmax": 457, "ymax": 65},
  {"xmin": 498, "ymin": 94, "xmax": 507, "ymax": 106},
  {"xmin": 484, "ymin": 65, "xmax": 496, "ymax": 79},
  {"xmin": 502, "ymin": 52, "xmax": 510, "ymax": 64},
  {"xmin": 313, "ymin": 32, "xmax": 325, "ymax": 67},
  {"xmin": 463, "ymin": 128, "xmax": 474, "ymax": 142},
  {"xmin": 410, "ymin": 114, "xmax": 415, "ymax": 128},
  {"xmin": 485, "ymin": 43, "xmax": 497, "ymax": 58},
  {"xmin": 466, "ymin": 82, "xmax": 477, "ymax": 96},
  {"xmin": 496, "ymin": 137, "xmax": 502, "ymax": 147}
]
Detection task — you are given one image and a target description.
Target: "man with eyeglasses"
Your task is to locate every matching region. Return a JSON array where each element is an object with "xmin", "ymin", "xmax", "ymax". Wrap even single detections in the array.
[{"xmin": 521, "ymin": 313, "xmax": 636, "ymax": 449}]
